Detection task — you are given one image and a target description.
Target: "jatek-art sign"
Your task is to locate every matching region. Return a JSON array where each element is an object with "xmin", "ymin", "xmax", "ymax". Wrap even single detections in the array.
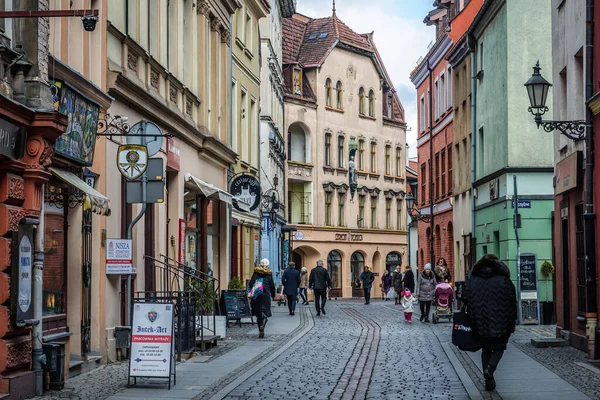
[{"xmin": 230, "ymin": 174, "xmax": 261, "ymax": 212}]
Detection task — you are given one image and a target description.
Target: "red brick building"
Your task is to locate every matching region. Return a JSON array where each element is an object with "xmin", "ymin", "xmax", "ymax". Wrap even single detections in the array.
[{"xmin": 410, "ymin": 4, "xmax": 455, "ymax": 278}]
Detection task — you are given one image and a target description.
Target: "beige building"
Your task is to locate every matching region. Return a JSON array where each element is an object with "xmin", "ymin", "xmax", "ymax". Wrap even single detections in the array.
[
  {"xmin": 230, "ymin": 0, "xmax": 269, "ymax": 282},
  {"xmin": 282, "ymin": 11, "xmax": 408, "ymax": 298}
]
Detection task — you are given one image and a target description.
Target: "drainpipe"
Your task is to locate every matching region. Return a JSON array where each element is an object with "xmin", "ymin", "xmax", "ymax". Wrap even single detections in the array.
[
  {"xmin": 427, "ymin": 60, "xmax": 435, "ymax": 265},
  {"xmin": 33, "ymin": 186, "xmax": 45, "ymax": 395},
  {"xmin": 584, "ymin": 0, "xmax": 597, "ymax": 357},
  {"xmin": 469, "ymin": 35, "xmax": 477, "ymax": 274},
  {"xmin": 228, "ymin": 14, "xmax": 234, "ymax": 280}
]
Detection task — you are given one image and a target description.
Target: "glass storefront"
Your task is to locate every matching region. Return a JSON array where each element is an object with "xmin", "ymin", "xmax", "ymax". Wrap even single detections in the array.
[
  {"xmin": 327, "ymin": 251, "xmax": 342, "ymax": 289},
  {"xmin": 43, "ymin": 197, "xmax": 66, "ymax": 317}
]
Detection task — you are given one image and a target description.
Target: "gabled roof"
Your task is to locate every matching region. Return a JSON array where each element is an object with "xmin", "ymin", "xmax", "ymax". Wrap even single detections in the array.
[{"xmin": 282, "ymin": 13, "xmax": 373, "ymax": 68}]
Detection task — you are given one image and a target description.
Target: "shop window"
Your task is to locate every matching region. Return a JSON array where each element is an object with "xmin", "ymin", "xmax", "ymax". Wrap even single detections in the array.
[
  {"xmin": 43, "ymin": 209, "xmax": 66, "ymax": 317},
  {"xmin": 351, "ymin": 252, "xmax": 364, "ymax": 288},
  {"xmin": 207, "ymin": 200, "xmax": 220, "ymax": 277},
  {"xmin": 327, "ymin": 251, "xmax": 342, "ymax": 289}
]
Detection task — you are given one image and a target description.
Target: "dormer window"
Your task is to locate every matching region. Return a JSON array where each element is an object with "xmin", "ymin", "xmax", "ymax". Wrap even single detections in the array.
[
  {"xmin": 293, "ymin": 68, "xmax": 302, "ymax": 96},
  {"xmin": 325, "ymin": 78, "xmax": 332, "ymax": 107},
  {"xmin": 387, "ymin": 95, "xmax": 393, "ymax": 119}
]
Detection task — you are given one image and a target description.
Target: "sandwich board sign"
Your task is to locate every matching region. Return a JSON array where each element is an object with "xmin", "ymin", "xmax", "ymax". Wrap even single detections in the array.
[{"xmin": 129, "ymin": 302, "xmax": 175, "ymax": 388}]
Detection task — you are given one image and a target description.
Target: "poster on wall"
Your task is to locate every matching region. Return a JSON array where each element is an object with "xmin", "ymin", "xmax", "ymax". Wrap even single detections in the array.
[
  {"xmin": 129, "ymin": 302, "xmax": 174, "ymax": 378},
  {"xmin": 178, "ymin": 219, "xmax": 185, "ymax": 265},
  {"xmin": 12, "ymin": 224, "xmax": 34, "ymax": 326},
  {"xmin": 106, "ymin": 238, "xmax": 134, "ymax": 274},
  {"xmin": 254, "ymin": 234, "xmax": 259, "ymax": 267}
]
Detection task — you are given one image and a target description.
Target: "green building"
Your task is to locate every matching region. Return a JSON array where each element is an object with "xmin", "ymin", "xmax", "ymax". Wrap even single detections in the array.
[{"xmin": 469, "ymin": 0, "xmax": 554, "ymax": 322}]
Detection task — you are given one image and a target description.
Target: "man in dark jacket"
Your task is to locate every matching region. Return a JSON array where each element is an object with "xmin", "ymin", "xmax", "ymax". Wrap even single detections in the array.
[
  {"xmin": 359, "ymin": 266, "xmax": 375, "ymax": 305},
  {"xmin": 309, "ymin": 260, "xmax": 331, "ymax": 316},
  {"xmin": 402, "ymin": 265, "xmax": 415, "ymax": 293},
  {"xmin": 392, "ymin": 266, "xmax": 403, "ymax": 305},
  {"xmin": 465, "ymin": 254, "xmax": 517, "ymax": 391},
  {"xmin": 282, "ymin": 264, "xmax": 301, "ymax": 316}
]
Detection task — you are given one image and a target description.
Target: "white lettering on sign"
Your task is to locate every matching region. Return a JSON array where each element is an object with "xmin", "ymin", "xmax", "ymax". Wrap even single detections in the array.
[{"xmin": 18, "ymin": 235, "xmax": 32, "ymax": 313}]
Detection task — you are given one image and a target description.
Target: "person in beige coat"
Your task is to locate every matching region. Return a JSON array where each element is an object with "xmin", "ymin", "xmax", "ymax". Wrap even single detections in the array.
[{"xmin": 298, "ymin": 265, "xmax": 309, "ymax": 305}]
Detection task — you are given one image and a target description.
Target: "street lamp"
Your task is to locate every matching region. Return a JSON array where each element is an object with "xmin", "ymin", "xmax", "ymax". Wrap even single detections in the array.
[
  {"xmin": 261, "ymin": 175, "xmax": 282, "ymax": 230},
  {"xmin": 405, "ymin": 192, "xmax": 430, "ymax": 223},
  {"xmin": 525, "ymin": 61, "xmax": 586, "ymax": 140}
]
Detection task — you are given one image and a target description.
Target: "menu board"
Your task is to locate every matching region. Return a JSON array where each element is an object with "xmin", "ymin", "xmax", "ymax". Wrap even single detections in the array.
[
  {"xmin": 222, "ymin": 290, "xmax": 251, "ymax": 320},
  {"xmin": 519, "ymin": 253, "xmax": 538, "ymax": 292}
]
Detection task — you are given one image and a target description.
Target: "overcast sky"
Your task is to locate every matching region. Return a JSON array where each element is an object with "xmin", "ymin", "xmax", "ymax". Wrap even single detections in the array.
[{"xmin": 295, "ymin": 0, "xmax": 434, "ymax": 159}]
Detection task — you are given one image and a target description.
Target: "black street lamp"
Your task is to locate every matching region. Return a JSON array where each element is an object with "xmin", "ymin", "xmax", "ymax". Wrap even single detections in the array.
[
  {"xmin": 261, "ymin": 175, "xmax": 282, "ymax": 230},
  {"xmin": 405, "ymin": 192, "xmax": 430, "ymax": 223},
  {"xmin": 525, "ymin": 61, "xmax": 586, "ymax": 140}
]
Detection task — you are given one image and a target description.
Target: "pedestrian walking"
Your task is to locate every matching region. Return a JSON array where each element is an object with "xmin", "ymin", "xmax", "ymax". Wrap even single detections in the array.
[
  {"xmin": 416, "ymin": 263, "xmax": 436, "ymax": 322},
  {"xmin": 434, "ymin": 257, "xmax": 452, "ymax": 283},
  {"xmin": 282, "ymin": 262, "xmax": 301, "ymax": 316},
  {"xmin": 359, "ymin": 266, "xmax": 375, "ymax": 304},
  {"xmin": 402, "ymin": 265, "xmax": 415, "ymax": 294},
  {"xmin": 465, "ymin": 254, "xmax": 517, "ymax": 391},
  {"xmin": 392, "ymin": 266, "xmax": 403, "ymax": 305},
  {"xmin": 248, "ymin": 259, "xmax": 276, "ymax": 338},
  {"xmin": 299, "ymin": 266, "xmax": 309, "ymax": 305},
  {"xmin": 381, "ymin": 270, "xmax": 392, "ymax": 300},
  {"xmin": 309, "ymin": 260, "xmax": 331, "ymax": 316},
  {"xmin": 400, "ymin": 289, "xmax": 417, "ymax": 323}
]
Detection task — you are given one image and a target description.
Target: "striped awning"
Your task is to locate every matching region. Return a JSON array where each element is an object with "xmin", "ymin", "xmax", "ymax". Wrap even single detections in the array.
[{"xmin": 49, "ymin": 168, "xmax": 111, "ymax": 215}]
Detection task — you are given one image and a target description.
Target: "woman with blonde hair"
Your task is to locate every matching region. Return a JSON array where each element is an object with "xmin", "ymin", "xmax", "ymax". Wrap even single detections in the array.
[{"xmin": 299, "ymin": 266, "xmax": 309, "ymax": 305}]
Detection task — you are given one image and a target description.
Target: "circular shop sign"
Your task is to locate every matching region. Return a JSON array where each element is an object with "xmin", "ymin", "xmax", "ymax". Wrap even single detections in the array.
[
  {"xmin": 230, "ymin": 174, "xmax": 261, "ymax": 212},
  {"xmin": 295, "ymin": 231, "xmax": 305, "ymax": 241}
]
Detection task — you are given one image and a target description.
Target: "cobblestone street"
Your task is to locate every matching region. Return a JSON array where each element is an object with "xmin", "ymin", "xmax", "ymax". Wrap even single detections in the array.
[{"xmin": 35, "ymin": 301, "xmax": 599, "ymax": 400}]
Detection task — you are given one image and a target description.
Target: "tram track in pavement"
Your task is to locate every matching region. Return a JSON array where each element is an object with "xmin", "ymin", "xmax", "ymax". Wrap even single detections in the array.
[{"xmin": 329, "ymin": 307, "xmax": 381, "ymax": 400}]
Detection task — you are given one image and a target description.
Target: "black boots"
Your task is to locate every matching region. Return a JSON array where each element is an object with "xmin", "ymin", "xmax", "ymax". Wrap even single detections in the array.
[{"xmin": 484, "ymin": 366, "xmax": 496, "ymax": 391}]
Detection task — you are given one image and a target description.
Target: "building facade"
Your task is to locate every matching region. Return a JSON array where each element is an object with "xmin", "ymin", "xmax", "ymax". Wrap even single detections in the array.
[
  {"xmin": 411, "ymin": 4, "xmax": 455, "ymax": 278},
  {"xmin": 282, "ymin": 10, "xmax": 408, "ymax": 298},
  {"xmin": 258, "ymin": 0, "xmax": 295, "ymax": 285},
  {"xmin": 470, "ymin": 0, "xmax": 554, "ymax": 324}
]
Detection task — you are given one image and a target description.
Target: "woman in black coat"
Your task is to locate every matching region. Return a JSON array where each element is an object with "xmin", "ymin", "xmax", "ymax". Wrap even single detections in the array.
[
  {"xmin": 248, "ymin": 259, "xmax": 276, "ymax": 338},
  {"xmin": 465, "ymin": 254, "xmax": 517, "ymax": 391},
  {"xmin": 402, "ymin": 265, "xmax": 415, "ymax": 293},
  {"xmin": 392, "ymin": 266, "xmax": 403, "ymax": 305}
]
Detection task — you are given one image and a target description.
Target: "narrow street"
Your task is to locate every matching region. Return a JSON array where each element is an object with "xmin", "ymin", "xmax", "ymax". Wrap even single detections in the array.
[{"xmin": 36, "ymin": 301, "xmax": 597, "ymax": 400}]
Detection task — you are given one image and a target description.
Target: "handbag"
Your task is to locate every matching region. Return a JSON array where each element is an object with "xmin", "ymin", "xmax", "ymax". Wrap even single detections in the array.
[
  {"xmin": 452, "ymin": 308, "xmax": 481, "ymax": 352},
  {"xmin": 387, "ymin": 288, "xmax": 396, "ymax": 300},
  {"xmin": 248, "ymin": 278, "xmax": 264, "ymax": 300}
]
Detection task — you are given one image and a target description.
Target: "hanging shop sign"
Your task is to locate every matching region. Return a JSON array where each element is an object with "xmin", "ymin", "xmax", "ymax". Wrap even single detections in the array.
[
  {"xmin": 178, "ymin": 218, "xmax": 186, "ymax": 265},
  {"xmin": 11, "ymin": 224, "xmax": 34, "ymax": 326},
  {"xmin": 166, "ymin": 137, "xmax": 180, "ymax": 171},
  {"xmin": 230, "ymin": 174, "xmax": 261, "ymax": 212},
  {"xmin": 106, "ymin": 238, "xmax": 135, "ymax": 274},
  {"xmin": 129, "ymin": 302, "xmax": 174, "ymax": 379},
  {"xmin": 117, "ymin": 144, "xmax": 148, "ymax": 180},
  {"xmin": 555, "ymin": 151, "xmax": 583, "ymax": 195},
  {"xmin": 0, "ymin": 118, "xmax": 26, "ymax": 160},
  {"xmin": 51, "ymin": 80, "xmax": 100, "ymax": 166}
]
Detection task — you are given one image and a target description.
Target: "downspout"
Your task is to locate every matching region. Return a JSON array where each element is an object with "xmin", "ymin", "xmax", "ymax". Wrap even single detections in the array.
[
  {"xmin": 469, "ymin": 35, "xmax": 477, "ymax": 274},
  {"xmin": 228, "ymin": 14, "xmax": 234, "ymax": 279},
  {"xmin": 33, "ymin": 189, "xmax": 45, "ymax": 395},
  {"xmin": 125, "ymin": 0, "xmax": 129, "ymax": 35},
  {"xmin": 584, "ymin": 0, "xmax": 598, "ymax": 357},
  {"xmin": 427, "ymin": 60, "xmax": 435, "ymax": 265}
]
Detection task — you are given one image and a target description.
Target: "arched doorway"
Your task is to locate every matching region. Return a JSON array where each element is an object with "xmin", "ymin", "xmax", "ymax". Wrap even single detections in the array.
[
  {"xmin": 447, "ymin": 222, "xmax": 454, "ymax": 281},
  {"xmin": 434, "ymin": 225, "xmax": 441, "ymax": 263},
  {"xmin": 292, "ymin": 251, "xmax": 303, "ymax": 270},
  {"xmin": 327, "ymin": 250, "xmax": 343, "ymax": 298},
  {"xmin": 386, "ymin": 251, "xmax": 402, "ymax": 274},
  {"xmin": 351, "ymin": 251, "xmax": 365, "ymax": 297}
]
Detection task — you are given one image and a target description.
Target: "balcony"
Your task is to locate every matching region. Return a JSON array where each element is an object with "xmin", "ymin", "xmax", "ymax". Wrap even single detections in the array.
[{"xmin": 287, "ymin": 161, "xmax": 313, "ymax": 182}]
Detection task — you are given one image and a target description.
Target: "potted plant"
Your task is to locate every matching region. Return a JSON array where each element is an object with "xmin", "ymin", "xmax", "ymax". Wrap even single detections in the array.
[{"xmin": 540, "ymin": 260, "xmax": 555, "ymax": 325}]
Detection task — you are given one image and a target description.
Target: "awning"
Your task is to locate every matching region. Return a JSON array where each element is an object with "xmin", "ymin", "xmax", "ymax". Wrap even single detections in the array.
[
  {"xmin": 233, "ymin": 198, "xmax": 252, "ymax": 213},
  {"xmin": 49, "ymin": 167, "xmax": 111, "ymax": 215},
  {"xmin": 185, "ymin": 173, "xmax": 232, "ymax": 205}
]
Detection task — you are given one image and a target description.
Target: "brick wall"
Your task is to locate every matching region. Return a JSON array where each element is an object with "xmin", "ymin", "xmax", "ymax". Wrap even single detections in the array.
[{"xmin": 417, "ymin": 208, "xmax": 454, "ymax": 280}]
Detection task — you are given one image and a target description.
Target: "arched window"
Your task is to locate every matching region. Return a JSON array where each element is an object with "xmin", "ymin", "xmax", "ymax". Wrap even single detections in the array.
[
  {"xmin": 368, "ymin": 89, "xmax": 375, "ymax": 117},
  {"xmin": 351, "ymin": 252, "xmax": 364, "ymax": 288},
  {"xmin": 288, "ymin": 123, "xmax": 308, "ymax": 163},
  {"xmin": 336, "ymin": 80, "xmax": 343, "ymax": 109},
  {"xmin": 325, "ymin": 78, "xmax": 332, "ymax": 107},
  {"xmin": 358, "ymin": 87, "xmax": 365, "ymax": 115},
  {"xmin": 327, "ymin": 251, "xmax": 342, "ymax": 289}
]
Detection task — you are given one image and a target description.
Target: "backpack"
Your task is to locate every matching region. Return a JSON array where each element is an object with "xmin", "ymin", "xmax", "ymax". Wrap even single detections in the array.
[{"xmin": 248, "ymin": 278, "xmax": 264, "ymax": 300}]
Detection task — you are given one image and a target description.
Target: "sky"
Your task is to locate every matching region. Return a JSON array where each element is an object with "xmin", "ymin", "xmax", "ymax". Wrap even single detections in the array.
[{"xmin": 295, "ymin": 0, "xmax": 435, "ymax": 159}]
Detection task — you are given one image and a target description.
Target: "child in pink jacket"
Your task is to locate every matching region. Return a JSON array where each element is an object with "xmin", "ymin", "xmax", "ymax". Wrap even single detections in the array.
[{"xmin": 400, "ymin": 289, "xmax": 417, "ymax": 323}]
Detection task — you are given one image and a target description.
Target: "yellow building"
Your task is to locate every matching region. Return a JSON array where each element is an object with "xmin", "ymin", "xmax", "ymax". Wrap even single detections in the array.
[{"xmin": 230, "ymin": 0, "xmax": 269, "ymax": 282}]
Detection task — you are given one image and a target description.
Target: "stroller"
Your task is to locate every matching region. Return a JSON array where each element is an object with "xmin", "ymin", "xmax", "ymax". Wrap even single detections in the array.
[{"xmin": 432, "ymin": 282, "xmax": 453, "ymax": 324}]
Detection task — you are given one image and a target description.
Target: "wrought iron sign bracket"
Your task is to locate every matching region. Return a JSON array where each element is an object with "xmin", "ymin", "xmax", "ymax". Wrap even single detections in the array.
[
  {"xmin": 96, "ymin": 113, "xmax": 173, "ymax": 141},
  {"xmin": 533, "ymin": 115, "xmax": 587, "ymax": 141}
]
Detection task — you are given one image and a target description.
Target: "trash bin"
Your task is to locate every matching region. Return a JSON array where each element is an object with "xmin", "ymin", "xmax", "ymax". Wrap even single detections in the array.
[
  {"xmin": 114, "ymin": 326, "xmax": 131, "ymax": 360},
  {"xmin": 42, "ymin": 342, "xmax": 65, "ymax": 390}
]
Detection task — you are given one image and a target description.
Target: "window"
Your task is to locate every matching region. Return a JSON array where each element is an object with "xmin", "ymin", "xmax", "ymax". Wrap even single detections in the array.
[
  {"xmin": 440, "ymin": 74, "xmax": 446, "ymax": 114},
  {"xmin": 434, "ymin": 80, "xmax": 439, "ymax": 119},
  {"xmin": 351, "ymin": 252, "xmax": 364, "ymax": 288},
  {"xmin": 325, "ymin": 78, "xmax": 332, "ymax": 107},
  {"xmin": 419, "ymin": 95, "xmax": 425, "ymax": 132},
  {"xmin": 576, "ymin": 204, "xmax": 586, "ymax": 314},
  {"xmin": 479, "ymin": 41, "xmax": 484, "ymax": 71},
  {"xmin": 338, "ymin": 136, "xmax": 345, "ymax": 168},
  {"xmin": 435, "ymin": 152, "xmax": 440, "ymax": 199},
  {"xmin": 245, "ymin": 13, "xmax": 251, "ymax": 48},
  {"xmin": 325, "ymin": 192, "xmax": 332, "ymax": 226},
  {"xmin": 327, "ymin": 251, "xmax": 342, "ymax": 290},
  {"xmin": 359, "ymin": 87, "xmax": 365, "ymax": 115},
  {"xmin": 463, "ymin": 65, "xmax": 468, "ymax": 102},
  {"xmin": 370, "ymin": 197, "xmax": 377, "ymax": 228},
  {"xmin": 396, "ymin": 199, "xmax": 402, "ymax": 231},
  {"xmin": 368, "ymin": 89, "xmax": 375, "ymax": 117},
  {"xmin": 336, "ymin": 80, "xmax": 343, "ymax": 109},
  {"xmin": 447, "ymin": 67, "xmax": 452, "ymax": 110},
  {"xmin": 455, "ymin": 71, "xmax": 460, "ymax": 107},
  {"xmin": 387, "ymin": 95, "xmax": 393, "ymax": 119},
  {"xmin": 385, "ymin": 145, "xmax": 391, "ymax": 175},
  {"xmin": 441, "ymin": 149, "xmax": 446, "ymax": 196},
  {"xmin": 338, "ymin": 193, "xmax": 345, "ymax": 226},
  {"xmin": 478, "ymin": 127, "xmax": 484, "ymax": 176},
  {"xmin": 427, "ymin": 89, "xmax": 431, "ymax": 127},
  {"xmin": 370, "ymin": 142, "xmax": 377, "ymax": 173},
  {"xmin": 324, "ymin": 132, "xmax": 331, "ymax": 166},
  {"xmin": 358, "ymin": 195, "xmax": 365, "ymax": 228},
  {"xmin": 396, "ymin": 147, "xmax": 402, "ymax": 177},
  {"xmin": 293, "ymin": 68, "xmax": 302, "ymax": 96},
  {"xmin": 448, "ymin": 145, "xmax": 453, "ymax": 194},
  {"xmin": 386, "ymin": 198, "xmax": 392, "ymax": 229},
  {"xmin": 421, "ymin": 163, "xmax": 426, "ymax": 204},
  {"xmin": 358, "ymin": 140, "xmax": 365, "ymax": 170}
]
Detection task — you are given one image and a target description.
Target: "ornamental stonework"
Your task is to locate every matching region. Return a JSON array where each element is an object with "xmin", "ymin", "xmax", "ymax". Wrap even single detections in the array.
[
  {"xmin": 185, "ymin": 97, "xmax": 193, "ymax": 116},
  {"xmin": 150, "ymin": 69, "xmax": 159, "ymax": 90},
  {"xmin": 127, "ymin": 50, "xmax": 138, "ymax": 72},
  {"xmin": 8, "ymin": 175, "xmax": 25, "ymax": 202},
  {"xmin": 197, "ymin": 0, "xmax": 210, "ymax": 16},
  {"xmin": 169, "ymin": 86, "xmax": 178, "ymax": 103},
  {"xmin": 6, "ymin": 337, "xmax": 32, "ymax": 369}
]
